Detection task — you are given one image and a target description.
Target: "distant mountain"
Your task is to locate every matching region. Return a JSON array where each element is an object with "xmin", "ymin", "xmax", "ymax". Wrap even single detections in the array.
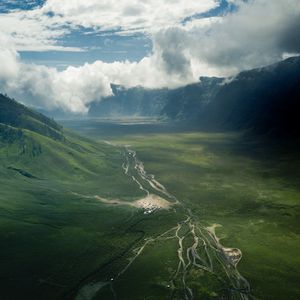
[
  {"xmin": 0, "ymin": 94, "xmax": 63, "ymax": 140},
  {"xmin": 161, "ymin": 76, "xmax": 223, "ymax": 120},
  {"xmin": 187, "ymin": 56, "xmax": 300, "ymax": 136},
  {"xmin": 161, "ymin": 56, "xmax": 300, "ymax": 136},
  {"xmin": 88, "ymin": 56, "xmax": 300, "ymax": 137},
  {"xmin": 89, "ymin": 84, "xmax": 169, "ymax": 117}
]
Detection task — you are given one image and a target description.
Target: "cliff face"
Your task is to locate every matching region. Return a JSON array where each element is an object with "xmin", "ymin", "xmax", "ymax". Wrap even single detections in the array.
[{"xmin": 87, "ymin": 56, "xmax": 300, "ymax": 136}]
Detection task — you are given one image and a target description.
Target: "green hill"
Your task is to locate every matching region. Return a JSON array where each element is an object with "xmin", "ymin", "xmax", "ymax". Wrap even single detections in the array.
[
  {"xmin": 0, "ymin": 93, "xmax": 140, "ymax": 196},
  {"xmin": 0, "ymin": 93, "xmax": 145, "ymax": 299},
  {"xmin": 0, "ymin": 93, "xmax": 63, "ymax": 140}
]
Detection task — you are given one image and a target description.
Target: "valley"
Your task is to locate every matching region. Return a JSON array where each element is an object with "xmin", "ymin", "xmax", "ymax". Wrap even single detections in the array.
[
  {"xmin": 74, "ymin": 138, "xmax": 252, "ymax": 300},
  {"xmin": 0, "ymin": 96, "xmax": 299, "ymax": 300},
  {"xmin": 0, "ymin": 2, "xmax": 299, "ymax": 299},
  {"xmin": 61, "ymin": 118, "xmax": 300, "ymax": 300}
]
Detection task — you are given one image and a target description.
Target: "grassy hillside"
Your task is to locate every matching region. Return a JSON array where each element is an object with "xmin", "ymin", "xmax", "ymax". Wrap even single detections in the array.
[
  {"xmin": 0, "ymin": 117, "xmax": 188, "ymax": 300},
  {"xmin": 0, "ymin": 93, "xmax": 142, "ymax": 197},
  {"xmin": 0, "ymin": 93, "xmax": 63, "ymax": 140},
  {"xmin": 0, "ymin": 96, "xmax": 150, "ymax": 299}
]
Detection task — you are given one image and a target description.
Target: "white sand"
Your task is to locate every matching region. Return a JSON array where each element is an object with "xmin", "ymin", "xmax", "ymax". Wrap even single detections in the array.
[{"xmin": 94, "ymin": 193, "xmax": 172, "ymax": 211}]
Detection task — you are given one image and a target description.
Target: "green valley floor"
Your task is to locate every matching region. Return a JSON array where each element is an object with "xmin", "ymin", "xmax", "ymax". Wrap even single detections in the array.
[{"xmin": 0, "ymin": 118, "xmax": 299, "ymax": 299}]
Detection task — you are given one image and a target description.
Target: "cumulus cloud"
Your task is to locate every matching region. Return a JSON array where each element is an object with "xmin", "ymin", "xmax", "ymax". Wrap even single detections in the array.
[
  {"xmin": 0, "ymin": 34, "xmax": 176, "ymax": 113},
  {"xmin": 0, "ymin": 0, "xmax": 300, "ymax": 113},
  {"xmin": 154, "ymin": 28, "xmax": 192, "ymax": 79},
  {"xmin": 0, "ymin": 43, "xmax": 195, "ymax": 113},
  {"xmin": 0, "ymin": 9, "xmax": 82, "ymax": 52},
  {"xmin": 1, "ymin": 57, "xmax": 113, "ymax": 113},
  {"xmin": 0, "ymin": 0, "xmax": 218, "ymax": 51},
  {"xmin": 137, "ymin": 0, "xmax": 300, "ymax": 83},
  {"xmin": 193, "ymin": 0, "xmax": 300, "ymax": 71},
  {"xmin": 41, "ymin": 0, "xmax": 218, "ymax": 33},
  {"xmin": 155, "ymin": 0, "xmax": 300, "ymax": 78},
  {"xmin": 0, "ymin": 33, "xmax": 20, "ymax": 81}
]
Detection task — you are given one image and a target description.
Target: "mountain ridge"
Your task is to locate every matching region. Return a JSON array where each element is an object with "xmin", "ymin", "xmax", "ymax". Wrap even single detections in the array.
[
  {"xmin": 0, "ymin": 93, "xmax": 63, "ymax": 141},
  {"xmin": 87, "ymin": 56, "xmax": 300, "ymax": 137}
]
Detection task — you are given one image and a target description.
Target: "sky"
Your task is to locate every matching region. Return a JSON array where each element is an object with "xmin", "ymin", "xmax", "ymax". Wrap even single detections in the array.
[{"xmin": 0, "ymin": 0, "xmax": 299, "ymax": 113}]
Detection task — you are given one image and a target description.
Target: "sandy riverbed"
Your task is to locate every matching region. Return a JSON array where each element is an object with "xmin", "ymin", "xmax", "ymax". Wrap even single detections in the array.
[{"xmin": 94, "ymin": 193, "xmax": 172, "ymax": 211}]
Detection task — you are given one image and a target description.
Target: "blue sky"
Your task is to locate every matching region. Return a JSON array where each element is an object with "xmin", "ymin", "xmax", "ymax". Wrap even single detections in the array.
[
  {"xmin": 0, "ymin": 0, "xmax": 233, "ymax": 68},
  {"xmin": 0, "ymin": 0, "xmax": 46, "ymax": 12},
  {"xmin": 20, "ymin": 33, "xmax": 152, "ymax": 69}
]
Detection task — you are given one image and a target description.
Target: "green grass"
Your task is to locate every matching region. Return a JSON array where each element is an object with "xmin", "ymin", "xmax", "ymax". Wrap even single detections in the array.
[
  {"xmin": 62, "ymin": 119, "xmax": 300, "ymax": 300},
  {"xmin": 1, "ymin": 119, "xmax": 299, "ymax": 299},
  {"xmin": 0, "ymin": 126, "xmax": 148, "ymax": 299}
]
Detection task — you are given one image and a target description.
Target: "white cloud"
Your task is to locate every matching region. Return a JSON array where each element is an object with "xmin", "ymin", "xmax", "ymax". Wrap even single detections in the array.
[
  {"xmin": 0, "ymin": 9, "xmax": 82, "ymax": 52},
  {"xmin": 0, "ymin": 0, "xmax": 218, "ymax": 51},
  {"xmin": 0, "ymin": 0, "xmax": 300, "ymax": 114},
  {"xmin": 192, "ymin": 0, "xmax": 300, "ymax": 70},
  {"xmin": 0, "ymin": 48, "xmax": 196, "ymax": 113},
  {"xmin": 41, "ymin": 0, "xmax": 218, "ymax": 32},
  {"xmin": 0, "ymin": 33, "xmax": 20, "ymax": 81},
  {"xmin": 152, "ymin": 0, "xmax": 300, "ymax": 78}
]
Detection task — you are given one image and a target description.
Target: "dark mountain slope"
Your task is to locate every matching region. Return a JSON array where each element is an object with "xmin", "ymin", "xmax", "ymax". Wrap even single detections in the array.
[
  {"xmin": 203, "ymin": 56, "xmax": 300, "ymax": 135},
  {"xmin": 161, "ymin": 56, "xmax": 300, "ymax": 136},
  {"xmin": 88, "ymin": 56, "xmax": 300, "ymax": 137},
  {"xmin": 89, "ymin": 84, "xmax": 168, "ymax": 117},
  {"xmin": 0, "ymin": 93, "xmax": 63, "ymax": 140},
  {"xmin": 161, "ymin": 77, "xmax": 223, "ymax": 120}
]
